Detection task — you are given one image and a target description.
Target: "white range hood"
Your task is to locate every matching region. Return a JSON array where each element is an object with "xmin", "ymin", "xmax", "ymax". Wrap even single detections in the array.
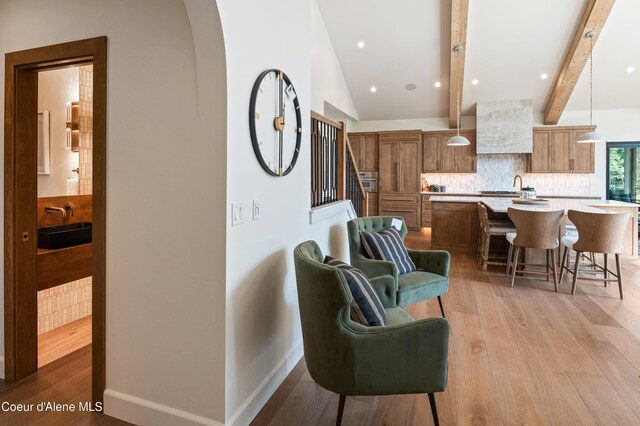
[{"xmin": 476, "ymin": 99, "xmax": 533, "ymax": 154}]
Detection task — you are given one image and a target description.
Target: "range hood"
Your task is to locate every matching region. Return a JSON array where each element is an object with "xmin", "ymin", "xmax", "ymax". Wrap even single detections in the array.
[{"xmin": 476, "ymin": 99, "xmax": 533, "ymax": 154}]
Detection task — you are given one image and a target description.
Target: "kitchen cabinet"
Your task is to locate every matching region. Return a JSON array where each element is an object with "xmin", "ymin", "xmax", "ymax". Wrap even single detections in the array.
[
  {"xmin": 530, "ymin": 126, "xmax": 595, "ymax": 173},
  {"xmin": 379, "ymin": 194, "xmax": 421, "ymax": 228},
  {"xmin": 421, "ymin": 195, "xmax": 432, "ymax": 227},
  {"xmin": 366, "ymin": 192, "xmax": 378, "ymax": 216},
  {"xmin": 422, "ymin": 130, "xmax": 476, "ymax": 173},
  {"xmin": 378, "ymin": 131, "xmax": 422, "ymax": 228},
  {"xmin": 431, "ymin": 201, "xmax": 480, "ymax": 251},
  {"xmin": 348, "ymin": 133, "xmax": 378, "ymax": 171}
]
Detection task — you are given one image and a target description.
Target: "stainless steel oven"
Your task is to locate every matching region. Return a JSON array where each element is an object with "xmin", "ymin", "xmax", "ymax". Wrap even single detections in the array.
[{"xmin": 358, "ymin": 171, "xmax": 378, "ymax": 193}]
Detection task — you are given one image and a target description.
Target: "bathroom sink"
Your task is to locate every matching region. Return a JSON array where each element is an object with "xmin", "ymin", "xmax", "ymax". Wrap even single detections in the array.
[{"xmin": 38, "ymin": 222, "xmax": 92, "ymax": 249}]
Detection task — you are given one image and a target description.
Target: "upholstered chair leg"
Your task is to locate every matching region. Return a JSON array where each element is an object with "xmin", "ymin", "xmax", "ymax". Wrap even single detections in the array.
[
  {"xmin": 551, "ymin": 249, "xmax": 558, "ymax": 292},
  {"xmin": 571, "ymin": 251, "xmax": 582, "ymax": 295},
  {"xmin": 428, "ymin": 393, "xmax": 440, "ymax": 426},
  {"xmin": 437, "ymin": 295, "xmax": 445, "ymax": 318},
  {"xmin": 559, "ymin": 246, "xmax": 568, "ymax": 282},
  {"xmin": 510, "ymin": 246, "xmax": 520, "ymax": 287},
  {"xmin": 616, "ymin": 253, "xmax": 623, "ymax": 300},
  {"xmin": 603, "ymin": 253, "xmax": 608, "ymax": 287},
  {"xmin": 336, "ymin": 395, "xmax": 346, "ymax": 426},
  {"xmin": 506, "ymin": 244, "xmax": 513, "ymax": 277}
]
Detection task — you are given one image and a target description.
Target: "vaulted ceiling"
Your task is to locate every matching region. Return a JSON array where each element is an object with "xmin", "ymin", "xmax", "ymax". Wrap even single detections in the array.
[{"xmin": 316, "ymin": 0, "xmax": 640, "ymax": 121}]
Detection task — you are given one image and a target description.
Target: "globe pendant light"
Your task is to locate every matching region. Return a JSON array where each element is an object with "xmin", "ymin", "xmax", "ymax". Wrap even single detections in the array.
[
  {"xmin": 447, "ymin": 44, "xmax": 470, "ymax": 146},
  {"xmin": 577, "ymin": 31, "xmax": 605, "ymax": 144}
]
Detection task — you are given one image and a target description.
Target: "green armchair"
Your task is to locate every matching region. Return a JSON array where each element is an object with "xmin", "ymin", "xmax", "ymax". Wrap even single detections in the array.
[
  {"xmin": 347, "ymin": 216, "xmax": 450, "ymax": 315},
  {"xmin": 293, "ymin": 240, "xmax": 449, "ymax": 426}
]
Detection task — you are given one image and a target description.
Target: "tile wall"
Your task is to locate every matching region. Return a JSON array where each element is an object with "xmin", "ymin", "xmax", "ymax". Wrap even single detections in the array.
[
  {"xmin": 423, "ymin": 154, "xmax": 594, "ymax": 196},
  {"xmin": 37, "ymin": 277, "xmax": 92, "ymax": 334},
  {"xmin": 79, "ymin": 64, "xmax": 93, "ymax": 195}
]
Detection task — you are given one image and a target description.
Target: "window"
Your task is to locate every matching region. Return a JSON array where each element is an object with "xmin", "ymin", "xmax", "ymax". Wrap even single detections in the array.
[{"xmin": 606, "ymin": 142, "xmax": 640, "ymax": 204}]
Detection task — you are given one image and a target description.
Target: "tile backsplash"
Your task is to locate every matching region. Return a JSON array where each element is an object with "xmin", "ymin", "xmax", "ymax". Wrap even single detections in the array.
[{"xmin": 423, "ymin": 154, "xmax": 593, "ymax": 196}]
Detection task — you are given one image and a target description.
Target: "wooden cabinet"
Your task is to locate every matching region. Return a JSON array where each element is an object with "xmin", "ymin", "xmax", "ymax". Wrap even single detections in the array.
[
  {"xmin": 422, "ymin": 130, "xmax": 476, "ymax": 173},
  {"xmin": 530, "ymin": 126, "xmax": 595, "ymax": 173},
  {"xmin": 366, "ymin": 192, "xmax": 378, "ymax": 216},
  {"xmin": 378, "ymin": 131, "xmax": 422, "ymax": 229},
  {"xmin": 378, "ymin": 132, "xmax": 421, "ymax": 194},
  {"xmin": 431, "ymin": 201, "xmax": 480, "ymax": 251},
  {"xmin": 379, "ymin": 194, "xmax": 421, "ymax": 228},
  {"xmin": 348, "ymin": 133, "xmax": 378, "ymax": 171},
  {"xmin": 421, "ymin": 195, "xmax": 432, "ymax": 227}
]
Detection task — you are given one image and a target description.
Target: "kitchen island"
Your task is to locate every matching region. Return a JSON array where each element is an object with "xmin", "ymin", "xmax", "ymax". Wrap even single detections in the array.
[{"xmin": 429, "ymin": 196, "xmax": 639, "ymax": 257}]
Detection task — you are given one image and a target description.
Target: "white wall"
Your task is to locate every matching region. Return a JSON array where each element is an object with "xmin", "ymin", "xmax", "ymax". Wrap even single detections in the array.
[
  {"xmin": 350, "ymin": 115, "xmax": 477, "ymax": 132},
  {"xmin": 219, "ymin": 0, "xmax": 351, "ymax": 424},
  {"xmin": 310, "ymin": 0, "xmax": 358, "ymax": 120},
  {"xmin": 0, "ymin": 0, "xmax": 227, "ymax": 423},
  {"xmin": 37, "ymin": 67, "xmax": 80, "ymax": 197}
]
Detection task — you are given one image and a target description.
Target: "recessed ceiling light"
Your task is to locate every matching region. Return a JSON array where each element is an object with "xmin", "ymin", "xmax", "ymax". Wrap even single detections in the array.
[
  {"xmin": 370, "ymin": 86, "xmax": 377, "ymax": 93},
  {"xmin": 540, "ymin": 73, "xmax": 548, "ymax": 80},
  {"xmin": 405, "ymin": 83, "xmax": 417, "ymax": 91},
  {"xmin": 471, "ymin": 79, "xmax": 479, "ymax": 85},
  {"xmin": 627, "ymin": 66, "xmax": 635, "ymax": 73},
  {"xmin": 434, "ymin": 81, "xmax": 441, "ymax": 88},
  {"xmin": 357, "ymin": 41, "xmax": 365, "ymax": 49}
]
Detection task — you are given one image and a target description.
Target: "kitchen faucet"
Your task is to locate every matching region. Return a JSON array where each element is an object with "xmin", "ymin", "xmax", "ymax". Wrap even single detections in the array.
[{"xmin": 513, "ymin": 175, "xmax": 523, "ymax": 191}]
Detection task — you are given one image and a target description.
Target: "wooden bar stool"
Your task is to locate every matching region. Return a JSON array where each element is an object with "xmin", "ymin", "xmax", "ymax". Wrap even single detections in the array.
[
  {"xmin": 559, "ymin": 210, "xmax": 629, "ymax": 299},
  {"xmin": 505, "ymin": 208, "xmax": 564, "ymax": 290},
  {"xmin": 477, "ymin": 203, "xmax": 515, "ymax": 271}
]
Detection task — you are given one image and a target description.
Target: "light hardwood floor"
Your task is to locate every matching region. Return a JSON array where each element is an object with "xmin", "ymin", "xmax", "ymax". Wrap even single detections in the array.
[
  {"xmin": 38, "ymin": 315, "xmax": 92, "ymax": 368},
  {"xmin": 0, "ymin": 345, "xmax": 130, "ymax": 425},
  {"xmin": 252, "ymin": 231, "xmax": 640, "ymax": 425}
]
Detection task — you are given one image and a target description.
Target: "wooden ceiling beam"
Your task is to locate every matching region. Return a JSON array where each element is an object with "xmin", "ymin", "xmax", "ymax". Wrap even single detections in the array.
[
  {"xmin": 543, "ymin": 0, "xmax": 616, "ymax": 125},
  {"xmin": 449, "ymin": 0, "xmax": 469, "ymax": 129}
]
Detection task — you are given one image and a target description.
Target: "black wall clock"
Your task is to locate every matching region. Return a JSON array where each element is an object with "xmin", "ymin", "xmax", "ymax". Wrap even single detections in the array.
[{"xmin": 249, "ymin": 69, "xmax": 302, "ymax": 177}]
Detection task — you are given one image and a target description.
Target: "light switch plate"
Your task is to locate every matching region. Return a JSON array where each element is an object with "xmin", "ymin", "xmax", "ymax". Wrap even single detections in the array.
[
  {"xmin": 232, "ymin": 202, "xmax": 245, "ymax": 226},
  {"xmin": 252, "ymin": 199, "xmax": 261, "ymax": 221}
]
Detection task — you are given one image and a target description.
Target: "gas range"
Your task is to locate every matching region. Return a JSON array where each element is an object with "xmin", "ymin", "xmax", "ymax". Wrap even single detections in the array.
[{"xmin": 480, "ymin": 190, "xmax": 518, "ymax": 195}]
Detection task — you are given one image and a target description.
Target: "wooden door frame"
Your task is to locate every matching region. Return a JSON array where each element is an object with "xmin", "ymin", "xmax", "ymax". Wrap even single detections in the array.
[{"xmin": 4, "ymin": 37, "xmax": 107, "ymax": 404}]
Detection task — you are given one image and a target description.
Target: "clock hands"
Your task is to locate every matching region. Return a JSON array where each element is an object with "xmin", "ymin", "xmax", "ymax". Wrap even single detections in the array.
[{"xmin": 279, "ymin": 71, "xmax": 284, "ymax": 176}]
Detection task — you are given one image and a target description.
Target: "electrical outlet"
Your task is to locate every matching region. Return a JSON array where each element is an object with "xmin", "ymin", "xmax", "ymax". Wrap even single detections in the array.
[
  {"xmin": 232, "ymin": 202, "xmax": 245, "ymax": 226},
  {"xmin": 252, "ymin": 199, "xmax": 261, "ymax": 221}
]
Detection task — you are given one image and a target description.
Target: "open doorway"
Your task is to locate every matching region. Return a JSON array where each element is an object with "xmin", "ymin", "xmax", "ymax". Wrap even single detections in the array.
[
  {"xmin": 36, "ymin": 65, "xmax": 93, "ymax": 368},
  {"xmin": 4, "ymin": 37, "xmax": 106, "ymax": 405}
]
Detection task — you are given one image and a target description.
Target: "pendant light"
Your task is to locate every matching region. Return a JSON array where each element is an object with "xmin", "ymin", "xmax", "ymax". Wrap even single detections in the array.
[
  {"xmin": 447, "ymin": 44, "xmax": 470, "ymax": 146},
  {"xmin": 576, "ymin": 30, "xmax": 605, "ymax": 143}
]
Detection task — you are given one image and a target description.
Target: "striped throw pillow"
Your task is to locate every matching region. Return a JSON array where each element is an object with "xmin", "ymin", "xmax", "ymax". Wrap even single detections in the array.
[
  {"xmin": 360, "ymin": 227, "xmax": 416, "ymax": 275},
  {"xmin": 324, "ymin": 256, "xmax": 386, "ymax": 326}
]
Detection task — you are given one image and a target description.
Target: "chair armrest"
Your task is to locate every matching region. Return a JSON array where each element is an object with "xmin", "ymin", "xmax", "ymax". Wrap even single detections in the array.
[
  {"xmin": 346, "ymin": 317, "xmax": 450, "ymax": 394},
  {"xmin": 369, "ymin": 275, "xmax": 397, "ymax": 308},
  {"xmin": 408, "ymin": 250, "xmax": 450, "ymax": 277},
  {"xmin": 353, "ymin": 254, "xmax": 399, "ymax": 281}
]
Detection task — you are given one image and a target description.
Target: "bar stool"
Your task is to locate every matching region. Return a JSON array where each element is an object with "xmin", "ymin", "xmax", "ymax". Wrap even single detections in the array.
[
  {"xmin": 477, "ymin": 203, "xmax": 516, "ymax": 271},
  {"xmin": 559, "ymin": 210, "xmax": 629, "ymax": 299},
  {"xmin": 505, "ymin": 208, "xmax": 564, "ymax": 290}
]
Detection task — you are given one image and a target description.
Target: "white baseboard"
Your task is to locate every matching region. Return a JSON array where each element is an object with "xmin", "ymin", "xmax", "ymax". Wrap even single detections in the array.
[
  {"xmin": 104, "ymin": 389, "xmax": 224, "ymax": 426},
  {"xmin": 226, "ymin": 341, "xmax": 304, "ymax": 426}
]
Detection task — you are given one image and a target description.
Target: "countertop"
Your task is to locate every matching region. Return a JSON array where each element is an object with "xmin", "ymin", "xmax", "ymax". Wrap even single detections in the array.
[
  {"xmin": 429, "ymin": 195, "xmax": 639, "ymax": 214},
  {"xmin": 421, "ymin": 191, "xmax": 602, "ymax": 199}
]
